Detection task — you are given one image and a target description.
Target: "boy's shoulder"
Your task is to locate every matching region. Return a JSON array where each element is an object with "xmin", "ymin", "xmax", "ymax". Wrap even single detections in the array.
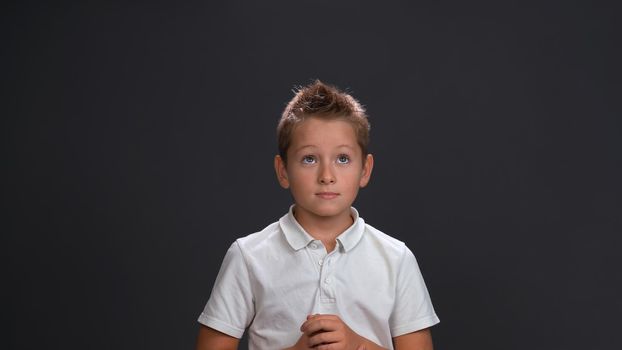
[
  {"xmin": 360, "ymin": 221, "xmax": 409, "ymax": 255},
  {"xmin": 234, "ymin": 220, "xmax": 283, "ymax": 252}
]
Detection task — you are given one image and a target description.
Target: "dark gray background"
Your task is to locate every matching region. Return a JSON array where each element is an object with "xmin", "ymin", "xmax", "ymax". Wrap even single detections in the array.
[{"xmin": 5, "ymin": 0, "xmax": 621, "ymax": 349}]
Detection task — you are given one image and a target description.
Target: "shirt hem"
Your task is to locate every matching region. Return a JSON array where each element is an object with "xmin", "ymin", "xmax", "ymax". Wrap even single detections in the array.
[
  {"xmin": 391, "ymin": 314, "xmax": 440, "ymax": 337},
  {"xmin": 197, "ymin": 313, "xmax": 245, "ymax": 339}
]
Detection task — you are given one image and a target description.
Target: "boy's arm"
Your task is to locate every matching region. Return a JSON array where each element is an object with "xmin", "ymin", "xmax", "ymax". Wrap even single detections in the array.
[
  {"xmin": 392, "ymin": 328, "xmax": 433, "ymax": 350},
  {"xmin": 195, "ymin": 325, "xmax": 239, "ymax": 350}
]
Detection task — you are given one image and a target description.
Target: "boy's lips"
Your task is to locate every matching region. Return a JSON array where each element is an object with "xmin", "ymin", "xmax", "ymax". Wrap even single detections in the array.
[{"xmin": 315, "ymin": 192, "xmax": 340, "ymax": 199}]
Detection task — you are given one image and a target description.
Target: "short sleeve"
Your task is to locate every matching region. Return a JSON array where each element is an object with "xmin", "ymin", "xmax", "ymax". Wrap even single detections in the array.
[
  {"xmin": 198, "ymin": 241, "xmax": 255, "ymax": 338},
  {"xmin": 389, "ymin": 245, "xmax": 440, "ymax": 337}
]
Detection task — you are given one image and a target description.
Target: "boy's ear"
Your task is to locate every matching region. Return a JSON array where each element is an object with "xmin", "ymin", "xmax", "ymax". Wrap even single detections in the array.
[
  {"xmin": 274, "ymin": 155, "xmax": 290, "ymax": 189},
  {"xmin": 359, "ymin": 154, "xmax": 374, "ymax": 188}
]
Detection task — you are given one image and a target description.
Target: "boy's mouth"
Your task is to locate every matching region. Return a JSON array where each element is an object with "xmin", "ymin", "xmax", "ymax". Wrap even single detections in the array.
[{"xmin": 316, "ymin": 192, "xmax": 339, "ymax": 199}]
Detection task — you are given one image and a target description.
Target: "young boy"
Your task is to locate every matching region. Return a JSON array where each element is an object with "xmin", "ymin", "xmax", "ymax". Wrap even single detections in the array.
[{"xmin": 196, "ymin": 81, "xmax": 439, "ymax": 350}]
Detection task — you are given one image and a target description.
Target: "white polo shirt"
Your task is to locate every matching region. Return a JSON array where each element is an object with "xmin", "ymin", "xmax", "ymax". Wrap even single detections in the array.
[{"xmin": 198, "ymin": 206, "xmax": 439, "ymax": 350}]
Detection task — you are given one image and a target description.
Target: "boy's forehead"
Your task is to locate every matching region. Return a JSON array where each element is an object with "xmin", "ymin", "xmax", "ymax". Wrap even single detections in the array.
[{"xmin": 289, "ymin": 118, "xmax": 359, "ymax": 147}]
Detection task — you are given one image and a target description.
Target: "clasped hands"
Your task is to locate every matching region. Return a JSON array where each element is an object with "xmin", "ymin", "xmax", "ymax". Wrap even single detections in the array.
[{"xmin": 285, "ymin": 314, "xmax": 384, "ymax": 350}]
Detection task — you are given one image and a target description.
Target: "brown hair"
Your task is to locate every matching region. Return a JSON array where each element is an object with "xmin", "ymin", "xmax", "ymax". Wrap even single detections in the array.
[{"xmin": 277, "ymin": 80, "xmax": 370, "ymax": 163}]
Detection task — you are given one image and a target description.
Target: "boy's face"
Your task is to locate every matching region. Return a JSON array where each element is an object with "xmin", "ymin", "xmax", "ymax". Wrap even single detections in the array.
[{"xmin": 275, "ymin": 117, "xmax": 373, "ymax": 224}]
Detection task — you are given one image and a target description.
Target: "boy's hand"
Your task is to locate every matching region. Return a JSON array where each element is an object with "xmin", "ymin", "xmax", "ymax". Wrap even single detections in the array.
[{"xmin": 297, "ymin": 314, "xmax": 383, "ymax": 350}]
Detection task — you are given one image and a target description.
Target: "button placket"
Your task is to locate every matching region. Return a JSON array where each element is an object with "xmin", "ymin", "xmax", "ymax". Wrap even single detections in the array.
[
  {"xmin": 308, "ymin": 240, "xmax": 327, "ymax": 275},
  {"xmin": 319, "ymin": 249, "xmax": 338, "ymax": 302}
]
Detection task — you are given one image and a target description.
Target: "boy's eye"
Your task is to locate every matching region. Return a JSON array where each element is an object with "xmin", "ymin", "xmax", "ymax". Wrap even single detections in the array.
[
  {"xmin": 336, "ymin": 154, "xmax": 350, "ymax": 164},
  {"xmin": 302, "ymin": 155, "xmax": 316, "ymax": 164}
]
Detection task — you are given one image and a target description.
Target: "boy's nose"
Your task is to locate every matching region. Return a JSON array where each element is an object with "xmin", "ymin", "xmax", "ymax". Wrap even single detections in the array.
[
  {"xmin": 318, "ymin": 165, "xmax": 336, "ymax": 185},
  {"xmin": 319, "ymin": 176, "xmax": 336, "ymax": 185}
]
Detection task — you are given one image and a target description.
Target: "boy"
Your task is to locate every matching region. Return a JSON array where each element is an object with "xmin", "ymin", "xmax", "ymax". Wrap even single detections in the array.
[{"xmin": 196, "ymin": 81, "xmax": 439, "ymax": 350}]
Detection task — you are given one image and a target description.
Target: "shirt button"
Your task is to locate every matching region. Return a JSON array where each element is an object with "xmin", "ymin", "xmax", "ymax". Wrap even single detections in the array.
[
  {"xmin": 318, "ymin": 259, "xmax": 323, "ymax": 266},
  {"xmin": 325, "ymin": 277, "xmax": 331, "ymax": 284},
  {"xmin": 310, "ymin": 243, "xmax": 318, "ymax": 249}
]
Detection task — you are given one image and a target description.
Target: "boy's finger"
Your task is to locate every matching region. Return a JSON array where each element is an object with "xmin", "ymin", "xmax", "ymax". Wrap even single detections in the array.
[
  {"xmin": 301, "ymin": 318, "xmax": 339, "ymax": 334},
  {"xmin": 307, "ymin": 329, "xmax": 340, "ymax": 347},
  {"xmin": 300, "ymin": 314, "xmax": 338, "ymax": 330},
  {"xmin": 300, "ymin": 314, "xmax": 343, "ymax": 332}
]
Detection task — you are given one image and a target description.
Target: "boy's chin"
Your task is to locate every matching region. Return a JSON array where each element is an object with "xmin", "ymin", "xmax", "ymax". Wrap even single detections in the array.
[{"xmin": 296, "ymin": 204, "xmax": 352, "ymax": 219}]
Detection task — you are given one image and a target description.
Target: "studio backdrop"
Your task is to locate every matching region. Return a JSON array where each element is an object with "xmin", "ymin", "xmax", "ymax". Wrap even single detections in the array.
[{"xmin": 5, "ymin": 1, "xmax": 621, "ymax": 349}]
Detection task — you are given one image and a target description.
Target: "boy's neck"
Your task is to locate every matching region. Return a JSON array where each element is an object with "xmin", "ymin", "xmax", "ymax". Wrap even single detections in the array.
[{"xmin": 293, "ymin": 207, "xmax": 354, "ymax": 253}]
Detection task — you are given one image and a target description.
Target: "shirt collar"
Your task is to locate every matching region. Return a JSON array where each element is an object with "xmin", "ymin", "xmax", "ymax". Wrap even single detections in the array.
[{"xmin": 279, "ymin": 205, "xmax": 365, "ymax": 252}]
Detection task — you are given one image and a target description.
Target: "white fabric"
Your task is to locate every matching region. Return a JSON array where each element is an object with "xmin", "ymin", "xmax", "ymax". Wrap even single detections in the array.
[{"xmin": 198, "ymin": 206, "xmax": 439, "ymax": 350}]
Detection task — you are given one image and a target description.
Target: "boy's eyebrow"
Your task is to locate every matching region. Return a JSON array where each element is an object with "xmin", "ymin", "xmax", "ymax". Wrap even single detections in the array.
[
  {"xmin": 336, "ymin": 144, "xmax": 356, "ymax": 149},
  {"xmin": 293, "ymin": 145, "xmax": 317, "ymax": 153},
  {"xmin": 293, "ymin": 144, "xmax": 356, "ymax": 153}
]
